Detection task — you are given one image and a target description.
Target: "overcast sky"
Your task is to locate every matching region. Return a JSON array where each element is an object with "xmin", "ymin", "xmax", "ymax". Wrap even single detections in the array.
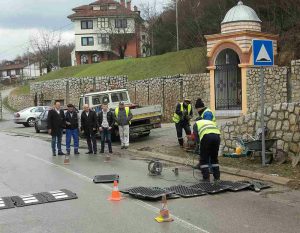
[{"xmin": 0, "ymin": 0, "xmax": 168, "ymax": 61}]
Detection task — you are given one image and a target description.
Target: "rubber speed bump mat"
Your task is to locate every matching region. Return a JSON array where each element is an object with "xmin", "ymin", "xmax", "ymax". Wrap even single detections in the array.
[
  {"xmin": 93, "ymin": 174, "xmax": 119, "ymax": 183},
  {"xmin": 121, "ymin": 187, "xmax": 174, "ymax": 201},
  {"xmin": 0, "ymin": 189, "xmax": 78, "ymax": 210},
  {"xmin": 190, "ymin": 182, "xmax": 230, "ymax": 194},
  {"xmin": 40, "ymin": 189, "xmax": 78, "ymax": 202},
  {"xmin": 11, "ymin": 193, "xmax": 48, "ymax": 207},
  {"xmin": 217, "ymin": 181, "xmax": 252, "ymax": 192},
  {"xmin": 165, "ymin": 185, "xmax": 207, "ymax": 198},
  {"xmin": 0, "ymin": 197, "xmax": 15, "ymax": 210}
]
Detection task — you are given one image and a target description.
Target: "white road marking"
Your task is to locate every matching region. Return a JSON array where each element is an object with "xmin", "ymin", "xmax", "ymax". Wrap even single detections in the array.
[{"xmin": 25, "ymin": 152, "xmax": 210, "ymax": 233}]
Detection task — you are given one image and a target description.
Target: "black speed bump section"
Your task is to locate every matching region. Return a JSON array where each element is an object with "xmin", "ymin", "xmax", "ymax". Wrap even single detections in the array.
[
  {"xmin": 190, "ymin": 182, "xmax": 230, "ymax": 194},
  {"xmin": 165, "ymin": 185, "xmax": 207, "ymax": 198},
  {"xmin": 40, "ymin": 189, "xmax": 78, "ymax": 202},
  {"xmin": 11, "ymin": 193, "xmax": 48, "ymax": 207},
  {"xmin": 93, "ymin": 174, "xmax": 119, "ymax": 183},
  {"xmin": 0, "ymin": 197, "xmax": 15, "ymax": 210}
]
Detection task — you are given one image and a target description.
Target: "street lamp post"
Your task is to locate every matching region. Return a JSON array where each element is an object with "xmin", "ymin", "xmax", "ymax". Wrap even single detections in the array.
[
  {"xmin": 57, "ymin": 39, "xmax": 61, "ymax": 68},
  {"xmin": 175, "ymin": 0, "xmax": 179, "ymax": 51}
]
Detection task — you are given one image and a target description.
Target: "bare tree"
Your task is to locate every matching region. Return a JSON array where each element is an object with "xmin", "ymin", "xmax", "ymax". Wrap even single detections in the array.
[{"xmin": 30, "ymin": 30, "xmax": 59, "ymax": 72}]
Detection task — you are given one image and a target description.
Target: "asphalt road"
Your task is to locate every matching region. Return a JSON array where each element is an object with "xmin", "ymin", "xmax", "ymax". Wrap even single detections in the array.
[{"xmin": 0, "ymin": 121, "xmax": 300, "ymax": 233}]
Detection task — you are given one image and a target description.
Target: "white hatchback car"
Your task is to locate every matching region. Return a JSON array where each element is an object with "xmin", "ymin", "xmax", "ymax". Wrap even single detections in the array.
[{"xmin": 13, "ymin": 106, "xmax": 50, "ymax": 127}]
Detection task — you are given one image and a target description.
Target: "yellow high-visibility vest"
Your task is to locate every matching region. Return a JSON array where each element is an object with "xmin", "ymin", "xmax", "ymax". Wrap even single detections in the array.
[
  {"xmin": 196, "ymin": 120, "xmax": 220, "ymax": 141},
  {"xmin": 115, "ymin": 107, "xmax": 131, "ymax": 125},
  {"xmin": 172, "ymin": 103, "xmax": 192, "ymax": 123}
]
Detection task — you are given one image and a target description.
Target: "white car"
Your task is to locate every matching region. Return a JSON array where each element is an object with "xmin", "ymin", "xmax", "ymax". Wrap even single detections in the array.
[{"xmin": 13, "ymin": 106, "xmax": 50, "ymax": 127}]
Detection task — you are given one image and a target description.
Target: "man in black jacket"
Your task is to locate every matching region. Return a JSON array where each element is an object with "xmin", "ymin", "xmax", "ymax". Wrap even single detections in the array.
[
  {"xmin": 65, "ymin": 104, "xmax": 80, "ymax": 155},
  {"xmin": 98, "ymin": 102, "xmax": 114, "ymax": 153},
  {"xmin": 81, "ymin": 104, "xmax": 97, "ymax": 154},
  {"xmin": 47, "ymin": 101, "xmax": 65, "ymax": 156}
]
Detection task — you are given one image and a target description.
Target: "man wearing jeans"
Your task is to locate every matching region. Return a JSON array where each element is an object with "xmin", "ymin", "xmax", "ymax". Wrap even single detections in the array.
[
  {"xmin": 65, "ymin": 104, "xmax": 80, "ymax": 155},
  {"xmin": 47, "ymin": 101, "xmax": 65, "ymax": 156},
  {"xmin": 114, "ymin": 101, "xmax": 133, "ymax": 149},
  {"xmin": 98, "ymin": 102, "xmax": 114, "ymax": 153}
]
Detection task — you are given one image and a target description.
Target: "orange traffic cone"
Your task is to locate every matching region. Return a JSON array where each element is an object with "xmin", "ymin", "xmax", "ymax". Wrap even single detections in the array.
[
  {"xmin": 64, "ymin": 155, "xmax": 70, "ymax": 165},
  {"xmin": 155, "ymin": 195, "xmax": 174, "ymax": 223},
  {"xmin": 108, "ymin": 180, "xmax": 123, "ymax": 201}
]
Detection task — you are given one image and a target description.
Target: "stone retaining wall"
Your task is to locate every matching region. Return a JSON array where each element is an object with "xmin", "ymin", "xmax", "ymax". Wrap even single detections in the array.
[
  {"xmin": 30, "ymin": 76, "xmax": 128, "ymax": 106},
  {"xmin": 220, "ymin": 102, "xmax": 300, "ymax": 158},
  {"xmin": 291, "ymin": 60, "xmax": 300, "ymax": 102},
  {"xmin": 8, "ymin": 94, "xmax": 34, "ymax": 111},
  {"xmin": 247, "ymin": 66, "xmax": 288, "ymax": 113},
  {"xmin": 127, "ymin": 73, "xmax": 210, "ymax": 121}
]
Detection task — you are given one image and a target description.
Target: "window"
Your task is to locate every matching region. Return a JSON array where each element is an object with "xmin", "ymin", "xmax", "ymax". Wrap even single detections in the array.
[
  {"xmin": 98, "ymin": 34, "xmax": 109, "ymax": 44},
  {"xmin": 92, "ymin": 54, "xmax": 100, "ymax": 63},
  {"xmin": 111, "ymin": 92, "xmax": 128, "ymax": 103},
  {"xmin": 16, "ymin": 69, "xmax": 20, "ymax": 75},
  {"xmin": 92, "ymin": 94, "xmax": 109, "ymax": 105},
  {"xmin": 81, "ymin": 20, "xmax": 93, "ymax": 29},
  {"xmin": 108, "ymin": 4, "xmax": 117, "ymax": 10},
  {"xmin": 7, "ymin": 70, "xmax": 11, "ymax": 76},
  {"xmin": 98, "ymin": 18, "xmax": 109, "ymax": 28},
  {"xmin": 35, "ymin": 107, "xmax": 44, "ymax": 113},
  {"xmin": 81, "ymin": 55, "xmax": 88, "ymax": 64},
  {"xmin": 81, "ymin": 37, "xmax": 94, "ymax": 46},
  {"xmin": 100, "ymin": 5, "xmax": 108, "ymax": 11},
  {"xmin": 115, "ymin": 19, "xmax": 127, "ymax": 28}
]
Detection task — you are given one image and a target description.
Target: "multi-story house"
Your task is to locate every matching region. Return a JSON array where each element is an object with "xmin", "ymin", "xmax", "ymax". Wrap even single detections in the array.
[
  {"xmin": 68, "ymin": 0, "xmax": 149, "ymax": 66},
  {"xmin": 0, "ymin": 60, "xmax": 46, "ymax": 81}
]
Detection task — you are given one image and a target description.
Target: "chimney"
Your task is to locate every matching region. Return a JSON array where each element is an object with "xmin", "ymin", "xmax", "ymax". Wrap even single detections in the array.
[
  {"xmin": 126, "ymin": 0, "xmax": 131, "ymax": 10},
  {"xmin": 120, "ymin": 0, "xmax": 125, "ymax": 7},
  {"xmin": 134, "ymin": 5, "xmax": 140, "ymax": 15}
]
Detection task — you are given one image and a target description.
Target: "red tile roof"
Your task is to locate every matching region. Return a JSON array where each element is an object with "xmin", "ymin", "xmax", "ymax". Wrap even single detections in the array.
[
  {"xmin": 0, "ymin": 63, "xmax": 26, "ymax": 71},
  {"xmin": 68, "ymin": 0, "xmax": 139, "ymax": 20}
]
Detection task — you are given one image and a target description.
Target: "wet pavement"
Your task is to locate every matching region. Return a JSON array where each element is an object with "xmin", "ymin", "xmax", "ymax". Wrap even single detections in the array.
[{"xmin": 0, "ymin": 120, "xmax": 300, "ymax": 233}]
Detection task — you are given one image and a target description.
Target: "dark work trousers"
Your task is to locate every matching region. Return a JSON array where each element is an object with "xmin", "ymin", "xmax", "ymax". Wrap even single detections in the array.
[
  {"xmin": 85, "ymin": 130, "xmax": 97, "ymax": 153},
  {"xmin": 100, "ymin": 128, "xmax": 112, "ymax": 153},
  {"xmin": 175, "ymin": 122, "xmax": 191, "ymax": 146},
  {"xmin": 199, "ymin": 133, "xmax": 221, "ymax": 181}
]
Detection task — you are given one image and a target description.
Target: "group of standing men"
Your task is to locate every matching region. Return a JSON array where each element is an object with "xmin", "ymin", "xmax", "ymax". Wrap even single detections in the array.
[
  {"xmin": 173, "ymin": 98, "xmax": 221, "ymax": 182},
  {"xmin": 47, "ymin": 101, "xmax": 133, "ymax": 157}
]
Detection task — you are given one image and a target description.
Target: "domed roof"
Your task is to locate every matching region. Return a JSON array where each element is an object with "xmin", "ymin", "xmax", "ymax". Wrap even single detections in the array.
[{"xmin": 221, "ymin": 1, "xmax": 261, "ymax": 24}]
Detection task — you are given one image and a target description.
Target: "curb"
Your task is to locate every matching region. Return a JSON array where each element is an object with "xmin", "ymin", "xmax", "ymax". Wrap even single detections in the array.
[{"xmin": 127, "ymin": 148, "xmax": 292, "ymax": 186}]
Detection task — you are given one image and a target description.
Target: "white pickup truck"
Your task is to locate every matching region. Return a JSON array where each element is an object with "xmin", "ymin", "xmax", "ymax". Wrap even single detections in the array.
[{"xmin": 78, "ymin": 89, "xmax": 162, "ymax": 138}]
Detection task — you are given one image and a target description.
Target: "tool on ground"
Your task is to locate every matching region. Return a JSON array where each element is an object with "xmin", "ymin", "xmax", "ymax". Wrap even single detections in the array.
[
  {"xmin": 148, "ymin": 160, "xmax": 163, "ymax": 176},
  {"xmin": 64, "ymin": 155, "xmax": 70, "ymax": 165},
  {"xmin": 108, "ymin": 180, "xmax": 123, "ymax": 201},
  {"xmin": 155, "ymin": 195, "xmax": 174, "ymax": 223}
]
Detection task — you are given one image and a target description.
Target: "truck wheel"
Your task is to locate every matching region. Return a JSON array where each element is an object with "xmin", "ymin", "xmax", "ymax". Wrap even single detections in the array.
[
  {"xmin": 143, "ymin": 131, "xmax": 151, "ymax": 137},
  {"xmin": 23, "ymin": 123, "xmax": 29, "ymax": 127}
]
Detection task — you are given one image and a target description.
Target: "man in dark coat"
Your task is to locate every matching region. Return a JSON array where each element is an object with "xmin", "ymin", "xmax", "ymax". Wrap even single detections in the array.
[
  {"xmin": 81, "ymin": 104, "xmax": 98, "ymax": 154},
  {"xmin": 65, "ymin": 104, "xmax": 80, "ymax": 155},
  {"xmin": 47, "ymin": 101, "xmax": 65, "ymax": 156},
  {"xmin": 98, "ymin": 102, "xmax": 115, "ymax": 153}
]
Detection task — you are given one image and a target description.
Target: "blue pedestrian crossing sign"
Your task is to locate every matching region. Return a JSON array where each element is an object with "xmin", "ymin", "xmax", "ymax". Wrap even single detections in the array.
[{"xmin": 252, "ymin": 39, "xmax": 274, "ymax": 66}]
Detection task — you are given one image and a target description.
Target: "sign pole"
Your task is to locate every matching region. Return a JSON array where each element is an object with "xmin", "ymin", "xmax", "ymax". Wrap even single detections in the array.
[{"xmin": 260, "ymin": 66, "xmax": 266, "ymax": 166}]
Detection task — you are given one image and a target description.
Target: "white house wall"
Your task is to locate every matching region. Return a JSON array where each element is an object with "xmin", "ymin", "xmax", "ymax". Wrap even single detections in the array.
[{"xmin": 74, "ymin": 17, "xmax": 135, "ymax": 52}]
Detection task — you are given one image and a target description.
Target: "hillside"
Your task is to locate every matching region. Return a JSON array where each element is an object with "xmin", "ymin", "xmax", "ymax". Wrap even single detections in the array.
[{"xmin": 36, "ymin": 47, "xmax": 207, "ymax": 82}]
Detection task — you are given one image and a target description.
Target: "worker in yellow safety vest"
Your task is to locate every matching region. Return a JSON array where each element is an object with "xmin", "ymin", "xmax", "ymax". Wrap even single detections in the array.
[
  {"xmin": 114, "ymin": 101, "xmax": 133, "ymax": 149},
  {"xmin": 193, "ymin": 119, "xmax": 221, "ymax": 181},
  {"xmin": 193, "ymin": 98, "xmax": 217, "ymax": 170},
  {"xmin": 172, "ymin": 98, "xmax": 193, "ymax": 147}
]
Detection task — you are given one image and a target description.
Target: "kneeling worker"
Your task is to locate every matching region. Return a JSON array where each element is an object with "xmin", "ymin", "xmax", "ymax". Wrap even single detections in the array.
[{"xmin": 193, "ymin": 119, "xmax": 221, "ymax": 181}]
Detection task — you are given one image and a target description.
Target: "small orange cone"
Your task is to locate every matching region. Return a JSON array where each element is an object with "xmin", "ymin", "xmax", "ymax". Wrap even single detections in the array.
[
  {"xmin": 155, "ymin": 195, "xmax": 174, "ymax": 223},
  {"xmin": 108, "ymin": 180, "xmax": 123, "ymax": 201}
]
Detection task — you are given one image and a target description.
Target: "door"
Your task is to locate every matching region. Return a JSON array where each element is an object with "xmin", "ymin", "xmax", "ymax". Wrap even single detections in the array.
[{"xmin": 214, "ymin": 49, "xmax": 242, "ymax": 110}]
